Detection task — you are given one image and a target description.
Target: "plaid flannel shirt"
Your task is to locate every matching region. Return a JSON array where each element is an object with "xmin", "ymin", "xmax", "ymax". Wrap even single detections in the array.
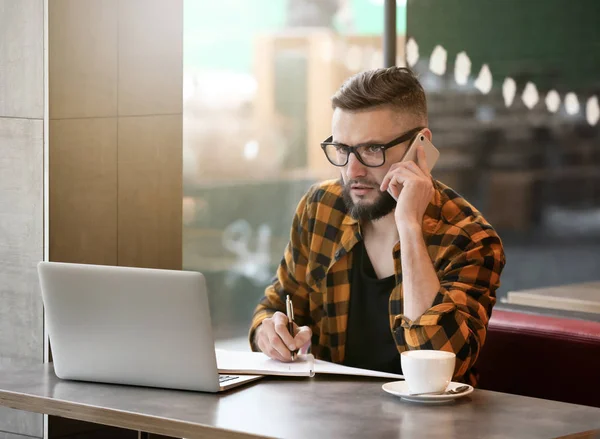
[{"xmin": 249, "ymin": 179, "xmax": 505, "ymax": 385}]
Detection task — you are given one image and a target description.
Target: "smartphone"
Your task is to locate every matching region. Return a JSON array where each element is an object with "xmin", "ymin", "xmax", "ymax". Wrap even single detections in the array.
[
  {"xmin": 402, "ymin": 131, "xmax": 440, "ymax": 172},
  {"xmin": 387, "ymin": 131, "xmax": 440, "ymax": 200}
]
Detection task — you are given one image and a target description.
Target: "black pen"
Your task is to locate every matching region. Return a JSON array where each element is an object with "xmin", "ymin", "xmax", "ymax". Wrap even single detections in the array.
[{"xmin": 285, "ymin": 295, "xmax": 298, "ymax": 361}]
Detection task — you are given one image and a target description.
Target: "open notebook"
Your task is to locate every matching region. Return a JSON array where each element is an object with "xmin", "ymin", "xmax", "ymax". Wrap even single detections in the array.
[{"xmin": 215, "ymin": 349, "xmax": 404, "ymax": 380}]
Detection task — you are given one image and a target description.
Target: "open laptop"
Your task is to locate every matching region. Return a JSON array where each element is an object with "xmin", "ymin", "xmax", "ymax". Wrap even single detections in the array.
[{"xmin": 37, "ymin": 261, "xmax": 262, "ymax": 392}]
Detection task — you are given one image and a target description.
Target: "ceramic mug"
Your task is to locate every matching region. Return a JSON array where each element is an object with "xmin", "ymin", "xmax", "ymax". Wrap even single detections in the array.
[{"xmin": 401, "ymin": 350, "xmax": 456, "ymax": 394}]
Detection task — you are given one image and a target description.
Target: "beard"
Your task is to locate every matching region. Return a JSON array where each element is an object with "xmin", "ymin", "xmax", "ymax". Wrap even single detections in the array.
[{"xmin": 341, "ymin": 178, "xmax": 397, "ymax": 221}]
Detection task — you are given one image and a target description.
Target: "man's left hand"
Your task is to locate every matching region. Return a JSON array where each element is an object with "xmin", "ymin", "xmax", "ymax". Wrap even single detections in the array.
[{"xmin": 380, "ymin": 144, "xmax": 434, "ymax": 229}]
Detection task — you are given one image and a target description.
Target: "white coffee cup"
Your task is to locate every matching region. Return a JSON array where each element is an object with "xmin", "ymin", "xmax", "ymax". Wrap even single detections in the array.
[{"xmin": 400, "ymin": 350, "xmax": 456, "ymax": 394}]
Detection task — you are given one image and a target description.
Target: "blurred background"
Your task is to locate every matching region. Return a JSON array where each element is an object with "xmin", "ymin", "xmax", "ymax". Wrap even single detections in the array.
[
  {"xmin": 181, "ymin": 0, "xmax": 600, "ymax": 341},
  {"xmin": 3, "ymin": 1, "xmax": 596, "ymax": 436}
]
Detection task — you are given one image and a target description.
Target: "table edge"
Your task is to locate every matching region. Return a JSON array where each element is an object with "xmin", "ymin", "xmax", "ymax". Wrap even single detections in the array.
[
  {"xmin": 0, "ymin": 388, "xmax": 271, "ymax": 439},
  {"xmin": 506, "ymin": 292, "xmax": 600, "ymax": 313}
]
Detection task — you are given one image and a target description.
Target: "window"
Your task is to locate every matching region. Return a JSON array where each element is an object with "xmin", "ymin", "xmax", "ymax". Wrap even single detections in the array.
[{"xmin": 183, "ymin": 0, "xmax": 406, "ymax": 342}]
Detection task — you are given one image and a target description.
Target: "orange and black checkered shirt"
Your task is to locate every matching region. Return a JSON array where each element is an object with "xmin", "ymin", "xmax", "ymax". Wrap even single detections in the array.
[{"xmin": 250, "ymin": 179, "xmax": 505, "ymax": 385}]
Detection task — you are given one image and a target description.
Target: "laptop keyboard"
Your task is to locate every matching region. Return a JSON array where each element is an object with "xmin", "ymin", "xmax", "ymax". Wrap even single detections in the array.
[{"xmin": 219, "ymin": 374, "xmax": 238, "ymax": 383}]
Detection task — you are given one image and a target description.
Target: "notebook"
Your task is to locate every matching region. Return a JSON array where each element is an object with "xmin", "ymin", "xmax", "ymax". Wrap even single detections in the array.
[{"xmin": 216, "ymin": 349, "xmax": 405, "ymax": 380}]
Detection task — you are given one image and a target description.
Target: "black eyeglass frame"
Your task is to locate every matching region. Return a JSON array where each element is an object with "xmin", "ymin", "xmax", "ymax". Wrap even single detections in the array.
[{"xmin": 320, "ymin": 126, "xmax": 425, "ymax": 168}]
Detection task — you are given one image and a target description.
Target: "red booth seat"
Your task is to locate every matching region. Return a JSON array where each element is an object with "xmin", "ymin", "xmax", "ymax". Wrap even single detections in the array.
[{"xmin": 476, "ymin": 309, "xmax": 600, "ymax": 408}]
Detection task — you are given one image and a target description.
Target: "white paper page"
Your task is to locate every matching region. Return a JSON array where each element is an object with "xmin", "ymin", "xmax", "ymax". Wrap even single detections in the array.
[
  {"xmin": 314, "ymin": 359, "xmax": 404, "ymax": 380},
  {"xmin": 216, "ymin": 349, "xmax": 315, "ymax": 377}
]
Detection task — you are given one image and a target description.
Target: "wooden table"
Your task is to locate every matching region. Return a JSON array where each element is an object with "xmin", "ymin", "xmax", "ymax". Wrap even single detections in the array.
[
  {"xmin": 1, "ymin": 364, "xmax": 600, "ymax": 438},
  {"xmin": 505, "ymin": 281, "xmax": 600, "ymax": 314}
]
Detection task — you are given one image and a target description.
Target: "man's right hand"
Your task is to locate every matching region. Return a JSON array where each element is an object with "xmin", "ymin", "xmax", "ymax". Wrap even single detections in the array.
[{"xmin": 254, "ymin": 311, "xmax": 312, "ymax": 362}]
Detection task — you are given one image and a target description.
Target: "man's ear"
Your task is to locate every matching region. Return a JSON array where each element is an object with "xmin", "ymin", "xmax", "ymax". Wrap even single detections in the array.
[{"xmin": 421, "ymin": 127, "xmax": 433, "ymax": 142}]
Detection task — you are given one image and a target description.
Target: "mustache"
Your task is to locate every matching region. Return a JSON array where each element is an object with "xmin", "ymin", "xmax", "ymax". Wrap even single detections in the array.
[{"xmin": 345, "ymin": 178, "xmax": 380, "ymax": 188}]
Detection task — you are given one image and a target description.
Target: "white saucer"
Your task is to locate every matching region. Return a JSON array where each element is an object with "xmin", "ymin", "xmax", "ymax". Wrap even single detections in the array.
[{"xmin": 382, "ymin": 381, "xmax": 473, "ymax": 404}]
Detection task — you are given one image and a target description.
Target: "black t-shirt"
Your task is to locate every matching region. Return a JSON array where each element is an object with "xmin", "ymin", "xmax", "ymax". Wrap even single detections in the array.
[{"xmin": 343, "ymin": 240, "xmax": 402, "ymax": 374}]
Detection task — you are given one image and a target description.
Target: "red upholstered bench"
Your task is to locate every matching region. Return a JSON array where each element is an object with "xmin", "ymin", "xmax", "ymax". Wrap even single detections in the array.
[{"xmin": 476, "ymin": 309, "xmax": 600, "ymax": 408}]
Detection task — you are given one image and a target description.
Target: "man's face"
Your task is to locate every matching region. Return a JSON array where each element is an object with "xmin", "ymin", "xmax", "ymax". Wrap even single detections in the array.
[{"xmin": 331, "ymin": 107, "xmax": 421, "ymax": 221}]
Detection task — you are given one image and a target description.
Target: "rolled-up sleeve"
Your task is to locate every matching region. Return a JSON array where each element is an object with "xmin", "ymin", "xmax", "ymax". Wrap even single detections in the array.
[{"xmin": 393, "ymin": 227, "xmax": 505, "ymax": 381}]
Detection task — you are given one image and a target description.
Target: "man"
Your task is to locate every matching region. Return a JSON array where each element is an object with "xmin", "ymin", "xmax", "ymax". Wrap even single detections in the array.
[{"xmin": 249, "ymin": 67, "xmax": 505, "ymax": 384}]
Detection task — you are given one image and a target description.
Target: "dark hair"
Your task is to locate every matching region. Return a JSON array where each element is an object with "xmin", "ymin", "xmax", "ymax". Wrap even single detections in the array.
[{"xmin": 331, "ymin": 67, "xmax": 428, "ymax": 123}]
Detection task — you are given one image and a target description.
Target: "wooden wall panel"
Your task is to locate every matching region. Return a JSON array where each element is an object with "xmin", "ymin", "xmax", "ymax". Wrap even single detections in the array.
[
  {"xmin": 117, "ymin": 115, "xmax": 182, "ymax": 269},
  {"xmin": 49, "ymin": 118, "xmax": 118, "ymax": 264},
  {"xmin": 49, "ymin": 0, "xmax": 118, "ymax": 119}
]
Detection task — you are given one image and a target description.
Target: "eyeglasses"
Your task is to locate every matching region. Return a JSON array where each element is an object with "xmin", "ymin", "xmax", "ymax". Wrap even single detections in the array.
[{"xmin": 320, "ymin": 127, "xmax": 425, "ymax": 168}]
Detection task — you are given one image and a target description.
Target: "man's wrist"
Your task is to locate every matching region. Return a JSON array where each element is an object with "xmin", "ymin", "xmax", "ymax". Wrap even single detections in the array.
[{"xmin": 397, "ymin": 220, "xmax": 422, "ymax": 236}]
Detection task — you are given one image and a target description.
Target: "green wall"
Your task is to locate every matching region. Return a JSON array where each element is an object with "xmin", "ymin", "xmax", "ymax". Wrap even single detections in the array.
[{"xmin": 407, "ymin": 0, "xmax": 600, "ymax": 91}]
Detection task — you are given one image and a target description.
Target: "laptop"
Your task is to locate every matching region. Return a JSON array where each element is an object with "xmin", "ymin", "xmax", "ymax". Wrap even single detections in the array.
[{"xmin": 37, "ymin": 261, "xmax": 262, "ymax": 392}]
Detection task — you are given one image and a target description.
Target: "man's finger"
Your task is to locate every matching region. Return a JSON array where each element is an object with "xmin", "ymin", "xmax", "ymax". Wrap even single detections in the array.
[
  {"xmin": 274, "ymin": 321, "xmax": 296, "ymax": 351},
  {"xmin": 267, "ymin": 331, "xmax": 293, "ymax": 361},
  {"xmin": 273, "ymin": 311, "xmax": 296, "ymax": 348},
  {"xmin": 404, "ymin": 160, "xmax": 426, "ymax": 177},
  {"xmin": 299, "ymin": 341, "xmax": 311, "ymax": 355},
  {"xmin": 263, "ymin": 344, "xmax": 288, "ymax": 362},
  {"xmin": 382, "ymin": 167, "xmax": 415, "ymax": 194},
  {"xmin": 293, "ymin": 326, "xmax": 312, "ymax": 349},
  {"xmin": 257, "ymin": 330, "xmax": 286, "ymax": 362},
  {"xmin": 381, "ymin": 167, "xmax": 404, "ymax": 192}
]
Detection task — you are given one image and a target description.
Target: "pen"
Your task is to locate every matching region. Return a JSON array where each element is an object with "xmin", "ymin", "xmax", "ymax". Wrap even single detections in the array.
[{"xmin": 285, "ymin": 295, "xmax": 297, "ymax": 361}]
